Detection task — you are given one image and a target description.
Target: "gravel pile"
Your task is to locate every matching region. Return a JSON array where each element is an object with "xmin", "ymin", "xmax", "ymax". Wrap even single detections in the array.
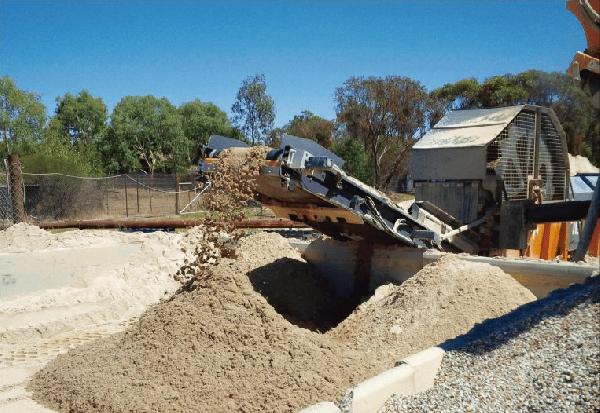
[{"xmin": 381, "ymin": 276, "xmax": 600, "ymax": 413}]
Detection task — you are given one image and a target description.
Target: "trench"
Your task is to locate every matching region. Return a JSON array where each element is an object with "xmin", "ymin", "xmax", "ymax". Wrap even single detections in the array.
[{"xmin": 247, "ymin": 257, "xmax": 360, "ymax": 332}]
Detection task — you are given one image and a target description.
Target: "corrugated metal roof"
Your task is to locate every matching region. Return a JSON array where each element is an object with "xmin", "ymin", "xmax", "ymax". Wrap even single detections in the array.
[{"xmin": 414, "ymin": 106, "xmax": 524, "ymax": 149}]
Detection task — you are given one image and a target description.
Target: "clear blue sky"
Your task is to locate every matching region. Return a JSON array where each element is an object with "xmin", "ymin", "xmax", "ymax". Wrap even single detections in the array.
[{"xmin": 0, "ymin": 0, "xmax": 585, "ymax": 127}]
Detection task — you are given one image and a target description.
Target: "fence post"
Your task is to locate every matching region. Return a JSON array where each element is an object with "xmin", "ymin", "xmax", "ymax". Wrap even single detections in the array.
[
  {"xmin": 124, "ymin": 175, "xmax": 129, "ymax": 218},
  {"xmin": 175, "ymin": 175, "xmax": 180, "ymax": 215},
  {"xmin": 7, "ymin": 154, "xmax": 26, "ymax": 223},
  {"xmin": 136, "ymin": 179, "xmax": 140, "ymax": 213},
  {"xmin": 149, "ymin": 175, "xmax": 152, "ymax": 213}
]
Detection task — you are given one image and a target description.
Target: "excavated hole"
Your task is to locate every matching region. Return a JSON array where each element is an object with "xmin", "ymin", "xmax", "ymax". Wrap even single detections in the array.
[{"xmin": 248, "ymin": 257, "xmax": 358, "ymax": 332}]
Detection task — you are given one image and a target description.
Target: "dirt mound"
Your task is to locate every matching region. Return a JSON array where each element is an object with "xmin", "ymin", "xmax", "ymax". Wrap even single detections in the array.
[
  {"xmin": 0, "ymin": 227, "xmax": 184, "ymax": 344},
  {"xmin": 568, "ymin": 153, "xmax": 598, "ymax": 175},
  {"xmin": 29, "ymin": 242, "xmax": 537, "ymax": 412},
  {"xmin": 0, "ymin": 222, "xmax": 138, "ymax": 251},
  {"xmin": 29, "ymin": 233, "xmax": 376, "ymax": 413},
  {"xmin": 330, "ymin": 255, "xmax": 536, "ymax": 362},
  {"xmin": 0, "ymin": 222, "xmax": 53, "ymax": 250}
]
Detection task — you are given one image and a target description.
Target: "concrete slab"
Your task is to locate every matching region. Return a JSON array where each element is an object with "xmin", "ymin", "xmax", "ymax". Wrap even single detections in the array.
[{"xmin": 299, "ymin": 238, "xmax": 596, "ymax": 299}]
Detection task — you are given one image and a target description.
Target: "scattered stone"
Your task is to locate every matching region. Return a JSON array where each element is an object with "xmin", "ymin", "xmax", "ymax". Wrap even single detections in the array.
[{"xmin": 380, "ymin": 276, "xmax": 600, "ymax": 413}]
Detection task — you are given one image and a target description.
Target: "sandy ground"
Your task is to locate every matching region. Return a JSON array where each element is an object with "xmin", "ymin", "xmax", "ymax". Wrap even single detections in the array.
[
  {"xmin": 0, "ymin": 224, "xmax": 187, "ymax": 413},
  {"xmin": 29, "ymin": 233, "xmax": 535, "ymax": 412},
  {"xmin": 1, "ymin": 222, "xmax": 539, "ymax": 412}
]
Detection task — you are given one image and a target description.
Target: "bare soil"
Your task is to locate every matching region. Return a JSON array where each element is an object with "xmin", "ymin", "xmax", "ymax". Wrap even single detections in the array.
[
  {"xmin": 29, "ymin": 233, "xmax": 378, "ymax": 413},
  {"xmin": 29, "ymin": 236, "xmax": 536, "ymax": 413},
  {"xmin": 330, "ymin": 255, "xmax": 537, "ymax": 364}
]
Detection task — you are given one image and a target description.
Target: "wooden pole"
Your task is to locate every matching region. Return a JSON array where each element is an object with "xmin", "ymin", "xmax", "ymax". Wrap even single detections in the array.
[
  {"xmin": 136, "ymin": 179, "xmax": 140, "ymax": 214},
  {"xmin": 175, "ymin": 175, "xmax": 180, "ymax": 215},
  {"xmin": 124, "ymin": 175, "xmax": 129, "ymax": 217},
  {"xmin": 7, "ymin": 154, "xmax": 26, "ymax": 223}
]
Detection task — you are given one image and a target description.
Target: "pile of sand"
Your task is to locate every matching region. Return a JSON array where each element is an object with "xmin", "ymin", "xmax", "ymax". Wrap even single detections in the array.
[
  {"xmin": 0, "ymin": 222, "xmax": 52, "ymax": 249},
  {"xmin": 0, "ymin": 225, "xmax": 190, "ymax": 344},
  {"xmin": 568, "ymin": 153, "xmax": 598, "ymax": 176},
  {"xmin": 0, "ymin": 222, "xmax": 139, "ymax": 252},
  {"xmin": 330, "ymin": 255, "xmax": 537, "ymax": 364},
  {"xmin": 29, "ymin": 233, "xmax": 376, "ymax": 412},
  {"xmin": 29, "ymin": 237, "xmax": 537, "ymax": 412}
]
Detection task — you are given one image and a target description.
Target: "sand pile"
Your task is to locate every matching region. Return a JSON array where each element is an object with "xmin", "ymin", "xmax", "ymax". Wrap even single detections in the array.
[
  {"xmin": 0, "ymin": 222, "xmax": 138, "ymax": 252},
  {"xmin": 0, "ymin": 222, "xmax": 52, "ymax": 249},
  {"xmin": 0, "ymin": 226, "xmax": 186, "ymax": 344},
  {"xmin": 29, "ymin": 236, "xmax": 538, "ymax": 412},
  {"xmin": 330, "ymin": 255, "xmax": 536, "ymax": 363},
  {"xmin": 29, "ymin": 233, "xmax": 376, "ymax": 413},
  {"xmin": 568, "ymin": 153, "xmax": 598, "ymax": 175}
]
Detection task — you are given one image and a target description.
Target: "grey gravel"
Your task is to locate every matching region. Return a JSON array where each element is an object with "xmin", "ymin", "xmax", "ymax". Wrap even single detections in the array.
[{"xmin": 380, "ymin": 276, "xmax": 600, "ymax": 413}]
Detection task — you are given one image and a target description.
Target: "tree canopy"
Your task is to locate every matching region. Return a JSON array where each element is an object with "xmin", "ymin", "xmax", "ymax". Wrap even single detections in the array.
[
  {"xmin": 1, "ymin": 69, "xmax": 596, "ymax": 181},
  {"xmin": 331, "ymin": 137, "xmax": 373, "ymax": 183},
  {"xmin": 179, "ymin": 100, "xmax": 235, "ymax": 148},
  {"xmin": 231, "ymin": 74, "xmax": 275, "ymax": 145},
  {"xmin": 286, "ymin": 110, "xmax": 333, "ymax": 149},
  {"xmin": 0, "ymin": 76, "xmax": 46, "ymax": 155},
  {"xmin": 53, "ymin": 91, "xmax": 107, "ymax": 144},
  {"xmin": 98, "ymin": 96, "xmax": 189, "ymax": 174},
  {"xmin": 335, "ymin": 76, "xmax": 437, "ymax": 188}
]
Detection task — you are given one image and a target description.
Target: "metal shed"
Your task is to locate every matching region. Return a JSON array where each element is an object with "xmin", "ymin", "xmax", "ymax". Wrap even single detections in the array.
[{"xmin": 410, "ymin": 105, "xmax": 570, "ymax": 224}]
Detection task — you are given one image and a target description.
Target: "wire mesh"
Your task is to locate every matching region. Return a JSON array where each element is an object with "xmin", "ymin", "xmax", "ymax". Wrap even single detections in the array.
[
  {"xmin": 0, "ymin": 162, "xmax": 13, "ymax": 228},
  {"xmin": 486, "ymin": 110, "xmax": 567, "ymax": 202},
  {"xmin": 486, "ymin": 111, "xmax": 536, "ymax": 200},
  {"xmin": 538, "ymin": 113, "xmax": 567, "ymax": 201},
  {"xmin": 21, "ymin": 172, "xmax": 208, "ymax": 222}
]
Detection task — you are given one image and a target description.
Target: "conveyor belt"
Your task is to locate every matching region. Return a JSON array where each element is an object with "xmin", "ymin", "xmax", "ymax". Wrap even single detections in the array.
[{"xmin": 199, "ymin": 135, "xmax": 480, "ymax": 253}]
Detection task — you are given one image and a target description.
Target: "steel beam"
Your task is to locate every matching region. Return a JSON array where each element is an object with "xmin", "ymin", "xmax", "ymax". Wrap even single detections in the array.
[{"xmin": 38, "ymin": 218, "xmax": 308, "ymax": 230}]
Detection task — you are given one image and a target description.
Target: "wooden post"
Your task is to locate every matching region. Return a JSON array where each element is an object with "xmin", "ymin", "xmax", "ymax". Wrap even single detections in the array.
[
  {"xmin": 136, "ymin": 179, "xmax": 140, "ymax": 213},
  {"xmin": 7, "ymin": 154, "xmax": 26, "ymax": 223},
  {"xmin": 124, "ymin": 175, "xmax": 129, "ymax": 217},
  {"xmin": 175, "ymin": 175, "xmax": 180, "ymax": 215}
]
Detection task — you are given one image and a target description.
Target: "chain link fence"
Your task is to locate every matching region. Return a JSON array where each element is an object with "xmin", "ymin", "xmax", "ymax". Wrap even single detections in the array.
[
  {"xmin": 20, "ymin": 172, "xmax": 210, "ymax": 222},
  {"xmin": 1, "ymin": 155, "xmax": 272, "ymax": 228},
  {"xmin": 0, "ymin": 160, "xmax": 14, "ymax": 228}
]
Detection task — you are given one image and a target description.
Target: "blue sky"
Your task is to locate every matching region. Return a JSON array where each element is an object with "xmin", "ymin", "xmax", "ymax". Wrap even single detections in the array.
[{"xmin": 0, "ymin": 0, "xmax": 585, "ymax": 127}]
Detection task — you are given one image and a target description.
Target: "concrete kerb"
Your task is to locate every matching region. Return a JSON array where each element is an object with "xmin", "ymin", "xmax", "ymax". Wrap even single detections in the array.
[
  {"xmin": 298, "ymin": 401, "xmax": 342, "ymax": 413},
  {"xmin": 298, "ymin": 346, "xmax": 445, "ymax": 413}
]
